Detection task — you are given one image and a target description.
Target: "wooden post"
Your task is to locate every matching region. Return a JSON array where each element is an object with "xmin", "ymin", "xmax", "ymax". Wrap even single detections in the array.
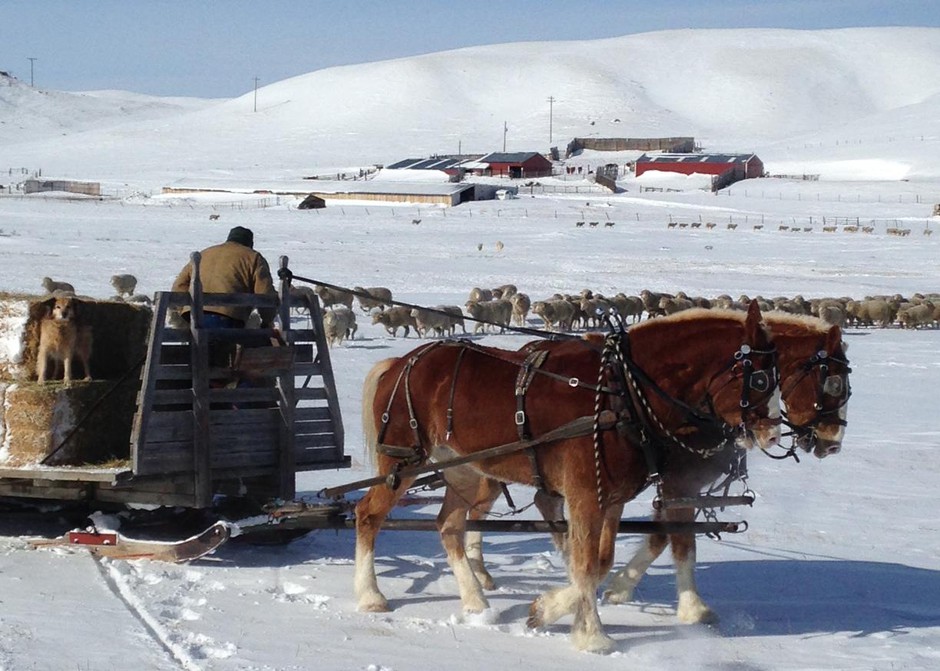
[
  {"xmin": 188, "ymin": 251, "xmax": 212, "ymax": 508},
  {"xmin": 276, "ymin": 255, "xmax": 296, "ymax": 499}
]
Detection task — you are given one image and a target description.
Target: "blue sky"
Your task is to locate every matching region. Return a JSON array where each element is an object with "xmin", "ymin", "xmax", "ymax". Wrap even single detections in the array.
[{"xmin": 2, "ymin": 0, "xmax": 937, "ymax": 98}]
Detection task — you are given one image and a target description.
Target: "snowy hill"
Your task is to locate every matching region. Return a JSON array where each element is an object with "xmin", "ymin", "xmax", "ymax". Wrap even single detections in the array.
[
  {"xmin": 2, "ymin": 27, "xmax": 940, "ymax": 188},
  {"xmin": 0, "ymin": 71, "xmax": 217, "ymax": 146}
]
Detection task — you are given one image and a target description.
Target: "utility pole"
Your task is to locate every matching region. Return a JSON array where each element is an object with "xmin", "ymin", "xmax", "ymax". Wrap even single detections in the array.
[
  {"xmin": 27, "ymin": 57, "xmax": 37, "ymax": 87},
  {"xmin": 253, "ymin": 76, "xmax": 260, "ymax": 112},
  {"xmin": 547, "ymin": 96, "xmax": 555, "ymax": 144},
  {"xmin": 502, "ymin": 121, "xmax": 507, "ymax": 152}
]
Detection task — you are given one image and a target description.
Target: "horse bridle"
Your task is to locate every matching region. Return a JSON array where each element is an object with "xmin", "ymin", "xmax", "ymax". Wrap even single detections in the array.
[
  {"xmin": 700, "ymin": 342, "xmax": 781, "ymax": 440},
  {"xmin": 778, "ymin": 347, "xmax": 852, "ymax": 452}
]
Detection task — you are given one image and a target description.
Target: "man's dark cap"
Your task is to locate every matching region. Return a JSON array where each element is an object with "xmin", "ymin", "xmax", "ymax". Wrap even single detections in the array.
[{"xmin": 227, "ymin": 226, "xmax": 254, "ymax": 248}]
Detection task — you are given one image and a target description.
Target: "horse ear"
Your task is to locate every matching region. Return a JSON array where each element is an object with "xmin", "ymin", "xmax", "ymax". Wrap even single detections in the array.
[
  {"xmin": 745, "ymin": 299, "xmax": 763, "ymax": 341},
  {"xmin": 826, "ymin": 324, "xmax": 843, "ymax": 353}
]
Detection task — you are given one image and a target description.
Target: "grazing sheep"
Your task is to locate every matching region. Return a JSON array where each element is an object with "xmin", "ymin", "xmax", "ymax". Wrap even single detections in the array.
[
  {"xmin": 440, "ymin": 305, "xmax": 467, "ymax": 334},
  {"xmin": 314, "ymin": 284, "xmax": 355, "ymax": 310},
  {"xmin": 322, "ymin": 307, "xmax": 357, "ymax": 346},
  {"xmin": 372, "ymin": 306, "xmax": 417, "ymax": 337},
  {"xmin": 510, "ymin": 293, "xmax": 531, "ymax": 326},
  {"xmin": 531, "ymin": 299, "xmax": 576, "ymax": 332},
  {"xmin": 353, "ymin": 286, "xmax": 393, "ymax": 312},
  {"xmin": 110, "ymin": 274, "xmax": 138, "ymax": 298},
  {"xmin": 41, "ymin": 277, "xmax": 75, "ymax": 295},
  {"xmin": 464, "ymin": 299, "xmax": 513, "ymax": 334},
  {"xmin": 495, "ymin": 241, "xmax": 505, "ymax": 252},
  {"xmin": 209, "ymin": 214, "xmax": 221, "ymax": 221}
]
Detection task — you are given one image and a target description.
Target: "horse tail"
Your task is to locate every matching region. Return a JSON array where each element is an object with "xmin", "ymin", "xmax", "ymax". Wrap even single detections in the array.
[{"xmin": 362, "ymin": 357, "xmax": 397, "ymax": 468}]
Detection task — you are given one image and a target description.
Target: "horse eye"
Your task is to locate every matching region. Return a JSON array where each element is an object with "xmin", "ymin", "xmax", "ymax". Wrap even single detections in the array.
[{"xmin": 823, "ymin": 376, "xmax": 844, "ymax": 397}]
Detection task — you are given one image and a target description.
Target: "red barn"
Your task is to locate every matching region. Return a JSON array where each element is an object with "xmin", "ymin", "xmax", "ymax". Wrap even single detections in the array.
[
  {"xmin": 466, "ymin": 152, "xmax": 554, "ymax": 179},
  {"xmin": 634, "ymin": 153, "xmax": 764, "ymax": 189}
]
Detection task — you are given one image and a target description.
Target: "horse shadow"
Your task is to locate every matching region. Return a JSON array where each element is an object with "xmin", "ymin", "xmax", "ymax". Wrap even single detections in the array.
[{"xmin": 625, "ymin": 558, "xmax": 940, "ymax": 638}]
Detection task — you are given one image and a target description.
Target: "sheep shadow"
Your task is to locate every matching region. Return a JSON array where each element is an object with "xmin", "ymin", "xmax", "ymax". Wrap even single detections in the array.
[{"xmin": 626, "ymin": 558, "xmax": 940, "ymax": 638}]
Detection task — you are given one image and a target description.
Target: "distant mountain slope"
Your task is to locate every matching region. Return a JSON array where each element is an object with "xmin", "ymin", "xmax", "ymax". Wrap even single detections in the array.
[{"xmin": 2, "ymin": 27, "xmax": 939, "ymax": 186}]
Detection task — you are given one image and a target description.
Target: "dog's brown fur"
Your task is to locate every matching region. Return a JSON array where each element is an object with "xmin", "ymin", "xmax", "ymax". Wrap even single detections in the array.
[{"xmin": 37, "ymin": 296, "xmax": 93, "ymax": 383}]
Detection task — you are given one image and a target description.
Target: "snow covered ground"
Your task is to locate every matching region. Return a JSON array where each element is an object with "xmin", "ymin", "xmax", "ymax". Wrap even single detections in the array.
[{"xmin": 1, "ymin": 26, "xmax": 939, "ymax": 671}]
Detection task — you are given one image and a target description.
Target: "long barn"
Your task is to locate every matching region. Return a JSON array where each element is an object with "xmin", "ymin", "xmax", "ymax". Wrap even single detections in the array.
[{"xmin": 634, "ymin": 153, "xmax": 763, "ymax": 189}]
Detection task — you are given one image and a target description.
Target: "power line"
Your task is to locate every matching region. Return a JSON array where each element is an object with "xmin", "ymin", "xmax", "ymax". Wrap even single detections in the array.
[{"xmin": 547, "ymin": 95, "xmax": 555, "ymax": 144}]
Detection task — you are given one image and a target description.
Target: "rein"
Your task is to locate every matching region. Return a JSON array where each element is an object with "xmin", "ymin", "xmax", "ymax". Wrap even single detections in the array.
[{"xmin": 280, "ymin": 269, "xmax": 583, "ymax": 342}]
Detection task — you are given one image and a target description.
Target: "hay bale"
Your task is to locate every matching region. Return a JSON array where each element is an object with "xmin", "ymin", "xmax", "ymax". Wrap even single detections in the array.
[{"xmin": 0, "ymin": 295, "xmax": 152, "ymax": 467}]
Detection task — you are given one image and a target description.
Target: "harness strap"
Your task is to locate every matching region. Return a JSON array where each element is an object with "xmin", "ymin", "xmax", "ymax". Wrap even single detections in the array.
[
  {"xmin": 445, "ymin": 345, "xmax": 469, "ymax": 439},
  {"xmin": 514, "ymin": 349, "xmax": 550, "ymax": 491},
  {"xmin": 615, "ymin": 334, "xmax": 664, "ymax": 484}
]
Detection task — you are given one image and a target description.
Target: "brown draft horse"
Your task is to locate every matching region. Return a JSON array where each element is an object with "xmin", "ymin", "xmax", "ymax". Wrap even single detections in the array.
[
  {"xmin": 354, "ymin": 301, "xmax": 780, "ymax": 652},
  {"xmin": 601, "ymin": 311, "xmax": 851, "ymax": 620},
  {"xmin": 464, "ymin": 311, "xmax": 851, "ymax": 626}
]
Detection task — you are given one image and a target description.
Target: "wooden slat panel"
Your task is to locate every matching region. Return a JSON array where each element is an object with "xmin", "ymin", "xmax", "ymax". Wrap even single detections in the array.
[
  {"xmin": 292, "ymin": 361, "xmax": 324, "ymax": 377},
  {"xmin": 208, "ymin": 387, "xmax": 280, "ymax": 403},
  {"xmin": 165, "ymin": 292, "xmax": 279, "ymax": 309},
  {"xmin": 295, "ymin": 387, "xmax": 329, "ymax": 401},
  {"xmin": 295, "ymin": 406, "xmax": 333, "ymax": 421},
  {"xmin": 296, "ymin": 433, "xmax": 342, "ymax": 449}
]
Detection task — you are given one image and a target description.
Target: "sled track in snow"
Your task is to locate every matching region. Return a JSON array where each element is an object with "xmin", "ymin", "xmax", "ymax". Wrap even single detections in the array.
[{"xmin": 92, "ymin": 556, "xmax": 203, "ymax": 671}]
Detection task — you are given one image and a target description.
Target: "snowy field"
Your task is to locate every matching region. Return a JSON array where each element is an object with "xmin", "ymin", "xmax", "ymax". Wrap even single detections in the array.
[{"xmin": 2, "ymin": 26, "xmax": 940, "ymax": 671}]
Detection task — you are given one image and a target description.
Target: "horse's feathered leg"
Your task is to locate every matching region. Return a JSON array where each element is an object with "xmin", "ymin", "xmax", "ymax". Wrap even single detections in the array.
[
  {"xmin": 465, "ymin": 478, "xmax": 503, "ymax": 590},
  {"xmin": 528, "ymin": 493, "xmax": 615, "ymax": 653},
  {"xmin": 669, "ymin": 507, "xmax": 718, "ymax": 624},
  {"xmin": 604, "ymin": 508, "xmax": 669, "ymax": 604},
  {"xmin": 438, "ymin": 469, "xmax": 492, "ymax": 613},
  {"xmin": 354, "ymin": 466, "xmax": 417, "ymax": 612}
]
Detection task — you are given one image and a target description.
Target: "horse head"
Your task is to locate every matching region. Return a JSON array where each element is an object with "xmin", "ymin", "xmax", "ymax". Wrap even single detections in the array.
[
  {"xmin": 774, "ymin": 319, "xmax": 851, "ymax": 459},
  {"xmin": 727, "ymin": 300, "xmax": 782, "ymax": 451}
]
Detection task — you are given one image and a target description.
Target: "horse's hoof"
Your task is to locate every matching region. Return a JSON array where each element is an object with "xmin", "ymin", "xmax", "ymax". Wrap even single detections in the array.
[
  {"xmin": 574, "ymin": 631, "xmax": 616, "ymax": 654},
  {"xmin": 677, "ymin": 601, "xmax": 718, "ymax": 625},
  {"xmin": 357, "ymin": 597, "xmax": 391, "ymax": 613},
  {"xmin": 602, "ymin": 588, "xmax": 634, "ymax": 605},
  {"xmin": 526, "ymin": 599, "xmax": 545, "ymax": 629}
]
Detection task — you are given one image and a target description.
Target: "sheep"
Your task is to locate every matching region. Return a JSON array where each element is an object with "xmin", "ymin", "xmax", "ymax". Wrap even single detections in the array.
[
  {"xmin": 353, "ymin": 286, "xmax": 393, "ymax": 312},
  {"xmin": 110, "ymin": 274, "xmax": 138, "ymax": 298},
  {"xmin": 42, "ymin": 277, "xmax": 75, "ymax": 295},
  {"xmin": 510, "ymin": 293, "xmax": 531, "ymax": 326},
  {"xmin": 314, "ymin": 284, "xmax": 355, "ymax": 310},
  {"xmin": 898, "ymin": 302, "xmax": 935, "ymax": 329},
  {"xmin": 372, "ymin": 306, "xmax": 417, "ymax": 337},
  {"xmin": 579, "ymin": 296, "xmax": 613, "ymax": 328},
  {"xmin": 322, "ymin": 307, "xmax": 357, "ymax": 346},
  {"xmin": 610, "ymin": 293, "xmax": 644, "ymax": 323},
  {"xmin": 659, "ymin": 296, "xmax": 694, "ymax": 315},
  {"xmin": 854, "ymin": 298, "xmax": 899, "ymax": 328},
  {"xmin": 491, "ymin": 284, "xmax": 518, "ymax": 300},
  {"xmin": 639, "ymin": 289, "xmax": 673, "ymax": 319},
  {"xmin": 464, "ymin": 299, "xmax": 513, "ymax": 334},
  {"xmin": 468, "ymin": 287, "xmax": 493, "ymax": 303},
  {"xmin": 817, "ymin": 304, "xmax": 846, "ymax": 328},
  {"xmin": 531, "ymin": 299, "xmax": 576, "ymax": 332},
  {"xmin": 441, "ymin": 305, "xmax": 467, "ymax": 334}
]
